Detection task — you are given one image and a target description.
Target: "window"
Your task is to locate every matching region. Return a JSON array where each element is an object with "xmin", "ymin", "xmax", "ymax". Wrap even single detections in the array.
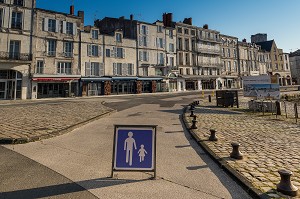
[
  {"xmin": 285, "ymin": 55, "xmax": 288, "ymax": 61},
  {"xmin": 157, "ymin": 38, "xmax": 164, "ymax": 48},
  {"xmin": 88, "ymin": 44, "xmax": 100, "ymax": 57},
  {"xmin": 13, "ymin": 0, "xmax": 23, "ymax": 6},
  {"xmin": 157, "ymin": 25, "xmax": 163, "ymax": 32},
  {"xmin": 233, "ymin": 49, "xmax": 237, "ymax": 58},
  {"xmin": 48, "ymin": 39, "xmax": 56, "ymax": 56},
  {"xmin": 106, "ymin": 49, "xmax": 110, "ymax": 57},
  {"xmin": 234, "ymin": 61, "xmax": 237, "ymax": 72},
  {"xmin": 227, "ymin": 61, "xmax": 231, "ymax": 71},
  {"xmin": 179, "ymin": 53, "xmax": 183, "ymax": 65},
  {"xmin": 66, "ymin": 22, "xmax": 73, "ymax": 35},
  {"xmin": 185, "ymin": 53, "xmax": 190, "ymax": 65},
  {"xmin": 177, "ymin": 27, "xmax": 182, "ymax": 33},
  {"xmin": 139, "ymin": 51, "xmax": 149, "ymax": 61},
  {"xmin": 222, "ymin": 48, "xmax": 225, "ymax": 57},
  {"xmin": 92, "ymin": 30, "xmax": 98, "ymax": 39},
  {"xmin": 191, "ymin": 30, "xmax": 195, "ymax": 36},
  {"xmin": 275, "ymin": 55, "xmax": 277, "ymax": 61},
  {"xmin": 141, "ymin": 25, "xmax": 147, "ymax": 35},
  {"xmin": 113, "ymin": 63, "xmax": 123, "ymax": 75},
  {"xmin": 178, "ymin": 38, "xmax": 182, "ymax": 50},
  {"xmin": 36, "ymin": 61, "xmax": 44, "ymax": 74},
  {"xmin": 48, "ymin": 19, "xmax": 56, "ymax": 32},
  {"xmin": 0, "ymin": 0, "xmax": 4, "ymax": 3},
  {"xmin": 193, "ymin": 68, "xmax": 197, "ymax": 75},
  {"xmin": 139, "ymin": 36, "xmax": 148, "ymax": 46},
  {"xmin": 116, "ymin": 33, "xmax": 122, "ymax": 42},
  {"xmin": 170, "ymin": 57, "xmax": 174, "ymax": 67},
  {"xmin": 116, "ymin": 48, "xmax": 125, "ymax": 58},
  {"xmin": 227, "ymin": 49, "xmax": 231, "ymax": 57},
  {"xmin": 11, "ymin": 12, "xmax": 22, "ymax": 29},
  {"xmin": 142, "ymin": 67, "xmax": 148, "ymax": 76},
  {"xmin": 0, "ymin": 9, "xmax": 3, "ymax": 28},
  {"xmin": 275, "ymin": 64, "xmax": 278, "ymax": 70},
  {"xmin": 128, "ymin": 64, "xmax": 134, "ymax": 75},
  {"xmin": 9, "ymin": 40, "xmax": 20, "ymax": 59},
  {"xmin": 185, "ymin": 39, "xmax": 189, "ymax": 50},
  {"xmin": 209, "ymin": 69, "xmax": 212, "ymax": 75},
  {"xmin": 186, "ymin": 68, "xmax": 190, "ymax": 75},
  {"xmin": 169, "ymin": 43, "xmax": 174, "ymax": 52},
  {"xmin": 57, "ymin": 62, "xmax": 71, "ymax": 74},
  {"xmin": 169, "ymin": 30, "xmax": 173, "ymax": 38},
  {"xmin": 179, "ymin": 68, "xmax": 183, "ymax": 75},
  {"xmin": 85, "ymin": 62, "xmax": 101, "ymax": 76},
  {"xmin": 158, "ymin": 53, "xmax": 164, "ymax": 65},
  {"xmin": 286, "ymin": 63, "xmax": 289, "ymax": 70},
  {"xmin": 64, "ymin": 41, "xmax": 73, "ymax": 57},
  {"xmin": 223, "ymin": 61, "xmax": 226, "ymax": 71},
  {"xmin": 184, "ymin": 29, "xmax": 189, "ymax": 35}
]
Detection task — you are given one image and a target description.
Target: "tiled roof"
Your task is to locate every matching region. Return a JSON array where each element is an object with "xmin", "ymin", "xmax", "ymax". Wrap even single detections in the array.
[{"xmin": 255, "ymin": 40, "xmax": 274, "ymax": 52}]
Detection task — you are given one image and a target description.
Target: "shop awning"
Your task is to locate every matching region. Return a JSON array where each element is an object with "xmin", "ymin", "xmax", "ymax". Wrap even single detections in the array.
[
  {"xmin": 112, "ymin": 77, "xmax": 139, "ymax": 80},
  {"xmin": 32, "ymin": 78, "xmax": 79, "ymax": 82},
  {"xmin": 137, "ymin": 77, "xmax": 163, "ymax": 81},
  {"xmin": 81, "ymin": 77, "xmax": 112, "ymax": 82}
]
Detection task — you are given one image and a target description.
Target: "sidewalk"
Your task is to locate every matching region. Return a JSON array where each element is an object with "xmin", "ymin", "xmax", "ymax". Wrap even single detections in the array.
[
  {"xmin": 183, "ymin": 100, "xmax": 300, "ymax": 198},
  {"xmin": 0, "ymin": 100, "xmax": 114, "ymax": 144}
]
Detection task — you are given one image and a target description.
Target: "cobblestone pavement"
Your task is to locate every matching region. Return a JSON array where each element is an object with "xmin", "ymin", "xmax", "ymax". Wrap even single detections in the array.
[
  {"xmin": 185, "ymin": 99, "xmax": 300, "ymax": 198},
  {"xmin": 0, "ymin": 101, "xmax": 113, "ymax": 143}
]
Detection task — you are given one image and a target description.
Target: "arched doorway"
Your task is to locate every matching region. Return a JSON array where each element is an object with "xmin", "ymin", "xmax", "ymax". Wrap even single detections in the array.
[{"xmin": 0, "ymin": 70, "xmax": 22, "ymax": 100}]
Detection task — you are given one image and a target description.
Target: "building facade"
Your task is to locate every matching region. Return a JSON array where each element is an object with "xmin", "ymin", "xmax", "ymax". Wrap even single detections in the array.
[
  {"xmin": 31, "ymin": 7, "xmax": 83, "ymax": 99},
  {"xmin": 0, "ymin": 0, "xmax": 35, "ymax": 99},
  {"xmin": 289, "ymin": 50, "xmax": 300, "ymax": 84}
]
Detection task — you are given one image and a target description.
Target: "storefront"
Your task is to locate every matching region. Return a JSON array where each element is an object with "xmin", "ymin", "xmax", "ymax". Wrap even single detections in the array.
[
  {"xmin": 111, "ymin": 77, "xmax": 138, "ymax": 95},
  {"xmin": 0, "ymin": 70, "xmax": 22, "ymax": 100},
  {"xmin": 137, "ymin": 77, "xmax": 164, "ymax": 93},
  {"xmin": 32, "ymin": 76, "xmax": 80, "ymax": 99},
  {"xmin": 80, "ymin": 77, "xmax": 111, "ymax": 96}
]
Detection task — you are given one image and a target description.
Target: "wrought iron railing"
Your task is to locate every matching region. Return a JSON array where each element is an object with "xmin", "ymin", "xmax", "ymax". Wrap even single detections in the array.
[{"xmin": 0, "ymin": 52, "xmax": 32, "ymax": 61}]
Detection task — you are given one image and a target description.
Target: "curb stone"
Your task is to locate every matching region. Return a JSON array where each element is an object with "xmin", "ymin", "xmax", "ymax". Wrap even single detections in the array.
[{"xmin": 181, "ymin": 105, "xmax": 271, "ymax": 199}]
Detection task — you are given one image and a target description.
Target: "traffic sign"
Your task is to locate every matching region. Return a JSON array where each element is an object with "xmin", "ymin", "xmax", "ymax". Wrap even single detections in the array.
[{"xmin": 111, "ymin": 125, "xmax": 157, "ymax": 178}]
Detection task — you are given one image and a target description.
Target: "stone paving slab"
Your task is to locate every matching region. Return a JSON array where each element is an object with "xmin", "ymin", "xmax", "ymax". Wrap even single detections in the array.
[
  {"xmin": 0, "ymin": 101, "xmax": 114, "ymax": 144},
  {"xmin": 184, "ymin": 100, "xmax": 300, "ymax": 198}
]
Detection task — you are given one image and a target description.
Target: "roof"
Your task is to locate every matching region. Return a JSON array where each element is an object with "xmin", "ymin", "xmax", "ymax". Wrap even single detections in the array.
[
  {"xmin": 289, "ymin": 49, "xmax": 300, "ymax": 57},
  {"xmin": 255, "ymin": 40, "xmax": 274, "ymax": 52}
]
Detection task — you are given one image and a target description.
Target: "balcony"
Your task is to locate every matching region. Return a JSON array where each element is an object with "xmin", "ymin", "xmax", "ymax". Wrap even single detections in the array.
[
  {"xmin": 198, "ymin": 47, "xmax": 221, "ymax": 55},
  {"xmin": 197, "ymin": 36, "xmax": 221, "ymax": 43},
  {"xmin": 0, "ymin": 52, "xmax": 32, "ymax": 61}
]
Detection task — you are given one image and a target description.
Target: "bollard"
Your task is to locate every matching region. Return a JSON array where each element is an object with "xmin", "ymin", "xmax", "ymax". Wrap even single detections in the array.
[
  {"xmin": 208, "ymin": 95, "xmax": 211, "ymax": 103},
  {"xmin": 190, "ymin": 110, "xmax": 196, "ymax": 117},
  {"xmin": 189, "ymin": 104, "xmax": 195, "ymax": 111},
  {"xmin": 277, "ymin": 169, "xmax": 298, "ymax": 196},
  {"xmin": 191, "ymin": 116, "xmax": 198, "ymax": 129},
  {"xmin": 230, "ymin": 142, "xmax": 243, "ymax": 160},
  {"xmin": 284, "ymin": 101, "xmax": 287, "ymax": 118},
  {"xmin": 209, "ymin": 129, "xmax": 218, "ymax": 141},
  {"xmin": 275, "ymin": 101, "xmax": 281, "ymax": 116}
]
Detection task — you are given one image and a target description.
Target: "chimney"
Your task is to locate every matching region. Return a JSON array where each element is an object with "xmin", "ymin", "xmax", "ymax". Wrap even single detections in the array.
[
  {"xmin": 163, "ymin": 13, "xmax": 173, "ymax": 27},
  {"xmin": 203, "ymin": 24, "xmax": 208, "ymax": 29},
  {"xmin": 78, "ymin": 11, "xmax": 84, "ymax": 24},
  {"xmin": 130, "ymin": 14, "xmax": 134, "ymax": 21},
  {"xmin": 70, "ymin": 5, "xmax": 74, "ymax": 15},
  {"xmin": 163, "ymin": 13, "xmax": 167, "ymax": 26},
  {"xmin": 183, "ymin": 17, "xmax": 192, "ymax": 25},
  {"xmin": 242, "ymin": 38, "xmax": 247, "ymax": 42}
]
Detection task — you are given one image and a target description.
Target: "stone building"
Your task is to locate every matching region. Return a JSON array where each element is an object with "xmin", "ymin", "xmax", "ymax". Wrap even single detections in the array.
[
  {"xmin": 31, "ymin": 6, "xmax": 84, "ymax": 99},
  {"xmin": 220, "ymin": 34, "xmax": 239, "ymax": 89},
  {"xmin": 255, "ymin": 39, "xmax": 292, "ymax": 86},
  {"xmin": 289, "ymin": 50, "xmax": 300, "ymax": 84},
  {"xmin": 0, "ymin": 0, "xmax": 35, "ymax": 99},
  {"xmin": 95, "ymin": 16, "xmax": 166, "ymax": 94}
]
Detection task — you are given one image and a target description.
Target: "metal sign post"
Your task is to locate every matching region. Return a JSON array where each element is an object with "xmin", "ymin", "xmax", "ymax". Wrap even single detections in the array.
[{"xmin": 111, "ymin": 125, "xmax": 157, "ymax": 179}]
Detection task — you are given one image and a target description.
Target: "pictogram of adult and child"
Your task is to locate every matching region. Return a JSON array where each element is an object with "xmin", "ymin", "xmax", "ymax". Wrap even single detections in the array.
[{"xmin": 124, "ymin": 131, "xmax": 147, "ymax": 166}]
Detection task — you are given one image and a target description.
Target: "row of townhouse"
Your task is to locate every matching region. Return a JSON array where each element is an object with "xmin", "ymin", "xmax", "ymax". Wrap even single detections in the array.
[{"xmin": 0, "ymin": 0, "xmax": 292, "ymax": 100}]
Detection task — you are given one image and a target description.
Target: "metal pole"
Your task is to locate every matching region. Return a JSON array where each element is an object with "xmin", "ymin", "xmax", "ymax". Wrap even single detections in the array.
[
  {"xmin": 14, "ymin": 70, "xmax": 17, "ymax": 100},
  {"xmin": 284, "ymin": 101, "xmax": 287, "ymax": 118}
]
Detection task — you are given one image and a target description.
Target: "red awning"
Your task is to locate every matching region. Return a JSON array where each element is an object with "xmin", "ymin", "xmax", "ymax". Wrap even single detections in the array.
[{"xmin": 32, "ymin": 78, "xmax": 79, "ymax": 82}]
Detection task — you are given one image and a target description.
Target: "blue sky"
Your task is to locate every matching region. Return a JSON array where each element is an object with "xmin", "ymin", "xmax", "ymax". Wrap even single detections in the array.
[{"xmin": 37, "ymin": 0, "xmax": 300, "ymax": 53}]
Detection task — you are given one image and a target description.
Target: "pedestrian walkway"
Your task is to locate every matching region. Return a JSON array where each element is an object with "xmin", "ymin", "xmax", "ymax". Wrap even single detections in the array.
[
  {"xmin": 184, "ymin": 101, "xmax": 300, "ymax": 198},
  {"xmin": 0, "ymin": 101, "xmax": 113, "ymax": 143}
]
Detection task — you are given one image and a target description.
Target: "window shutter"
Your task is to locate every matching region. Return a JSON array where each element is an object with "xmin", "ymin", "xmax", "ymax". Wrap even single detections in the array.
[
  {"xmin": 99, "ymin": 63, "xmax": 104, "ymax": 76},
  {"xmin": 113, "ymin": 63, "xmax": 117, "ymax": 75},
  {"xmin": 73, "ymin": 23, "xmax": 77, "ymax": 35},
  {"xmin": 55, "ymin": 20, "xmax": 59, "ymax": 32},
  {"xmin": 87, "ymin": 44, "xmax": 91, "ymax": 56},
  {"xmin": 122, "ymin": 63, "xmax": 128, "ymax": 75},
  {"xmin": 140, "ymin": 25, "xmax": 142, "ymax": 34},
  {"xmin": 131, "ymin": 64, "xmax": 134, "ymax": 75},
  {"xmin": 139, "ymin": 51, "xmax": 143, "ymax": 61},
  {"xmin": 62, "ymin": 21, "xmax": 66, "ymax": 34},
  {"xmin": 114, "ymin": 47, "xmax": 117, "ymax": 57},
  {"xmin": 147, "ymin": 52, "xmax": 150, "ymax": 62},
  {"xmin": 111, "ymin": 48, "xmax": 115, "ymax": 57},
  {"xmin": 99, "ymin": 46, "xmax": 102, "ymax": 56},
  {"xmin": 146, "ymin": 37, "xmax": 149, "ymax": 47},
  {"xmin": 139, "ymin": 36, "xmax": 142, "ymax": 46},
  {"xmin": 146, "ymin": 26, "xmax": 149, "ymax": 35},
  {"xmin": 122, "ymin": 49, "xmax": 125, "ymax": 58},
  {"xmin": 44, "ymin": 18, "xmax": 48, "ymax": 31},
  {"xmin": 157, "ymin": 53, "xmax": 159, "ymax": 64},
  {"xmin": 85, "ymin": 62, "xmax": 91, "ymax": 76},
  {"xmin": 163, "ymin": 39, "xmax": 165, "ymax": 48}
]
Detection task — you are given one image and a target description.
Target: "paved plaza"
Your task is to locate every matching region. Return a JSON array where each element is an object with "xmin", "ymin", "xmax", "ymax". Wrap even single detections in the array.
[
  {"xmin": 0, "ymin": 100, "xmax": 113, "ymax": 143},
  {"xmin": 184, "ymin": 100, "xmax": 300, "ymax": 198}
]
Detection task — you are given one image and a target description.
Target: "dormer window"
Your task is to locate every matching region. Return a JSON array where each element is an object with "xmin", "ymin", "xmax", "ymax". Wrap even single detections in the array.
[{"xmin": 116, "ymin": 33, "xmax": 122, "ymax": 42}]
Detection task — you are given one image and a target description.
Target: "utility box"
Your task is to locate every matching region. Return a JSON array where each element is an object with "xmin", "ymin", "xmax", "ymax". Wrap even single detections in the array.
[{"xmin": 216, "ymin": 90, "xmax": 239, "ymax": 108}]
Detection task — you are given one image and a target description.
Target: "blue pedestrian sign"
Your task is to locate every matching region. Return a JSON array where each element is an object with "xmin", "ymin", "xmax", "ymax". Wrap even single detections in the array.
[{"xmin": 111, "ymin": 125, "xmax": 157, "ymax": 177}]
